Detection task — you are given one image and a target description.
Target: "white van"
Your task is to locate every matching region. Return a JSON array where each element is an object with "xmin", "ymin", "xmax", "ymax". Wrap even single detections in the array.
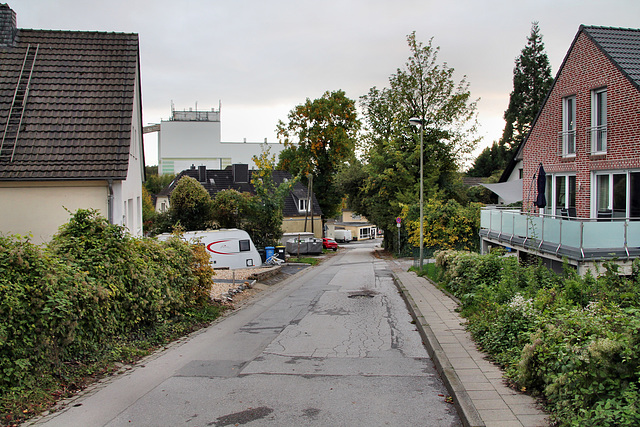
[
  {"xmin": 156, "ymin": 229, "xmax": 262, "ymax": 269},
  {"xmin": 334, "ymin": 229, "xmax": 352, "ymax": 243}
]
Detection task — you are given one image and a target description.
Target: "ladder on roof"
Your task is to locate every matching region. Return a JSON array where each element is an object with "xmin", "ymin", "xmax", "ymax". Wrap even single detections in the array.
[{"xmin": 0, "ymin": 43, "xmax": 39, "ymax": 162}]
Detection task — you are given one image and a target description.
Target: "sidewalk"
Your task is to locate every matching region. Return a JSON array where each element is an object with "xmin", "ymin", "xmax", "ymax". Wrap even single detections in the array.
[{"xmin": 388, "ymin": 260, "xmax": 549, "ymax": 427}]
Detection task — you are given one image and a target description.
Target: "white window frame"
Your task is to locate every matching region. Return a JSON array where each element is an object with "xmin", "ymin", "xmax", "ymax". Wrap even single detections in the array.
[
  {"xmin": 298, "ymin": 198, "xmax": 310, "ymax": 213},
  {"xmin": 560, "ymin": 95, "xmax": 576, "ymax": 158},
  {"xmin": 359, "ymin": 227, "xmax": 369, "ymax": 239},
  {"xmin": 591, "ymin": 169, "xmax": 640, "ymax": 219},
  {"xmin": 590, "ymin": 88, "xmax": 607, "ymax": 154},
  {"xmin": 544, "ymin": 173, "xmax": 576, "ymax": 217}
]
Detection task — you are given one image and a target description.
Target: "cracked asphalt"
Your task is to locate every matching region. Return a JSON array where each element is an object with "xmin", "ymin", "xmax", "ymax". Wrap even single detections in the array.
[{"xmin": 31, "ymin": 243, "xmax": 461, "ymax": 427}]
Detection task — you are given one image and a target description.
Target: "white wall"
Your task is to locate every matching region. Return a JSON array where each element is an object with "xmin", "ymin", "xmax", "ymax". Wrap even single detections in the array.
[
  {"xmin": 113, "ymin": 64, "xmax": 145, "ymax": 237},
  {"xmin": 0, "ymin": 182, "xmax": 108, "ymax": 244},
  {"xmin": 157, "ymin": 116, "xmax": 287, "ymax": 175}
]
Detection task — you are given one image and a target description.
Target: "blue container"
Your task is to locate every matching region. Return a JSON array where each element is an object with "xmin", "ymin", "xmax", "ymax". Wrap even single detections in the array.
[{"xmin": 265, "ymin": 246, "xmax": 275, "ymax": 260}]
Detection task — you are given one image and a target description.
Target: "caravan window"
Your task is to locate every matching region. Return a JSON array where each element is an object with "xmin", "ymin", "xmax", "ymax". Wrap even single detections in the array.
[{"xmin": 239, "ymin": 239, "xmax": 250, "ymax": 252}]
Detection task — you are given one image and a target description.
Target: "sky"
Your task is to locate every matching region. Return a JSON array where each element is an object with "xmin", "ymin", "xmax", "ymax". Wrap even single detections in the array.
[{"xmin": 12, "ymin": 0, "xmax": 640, "ymax": 166}]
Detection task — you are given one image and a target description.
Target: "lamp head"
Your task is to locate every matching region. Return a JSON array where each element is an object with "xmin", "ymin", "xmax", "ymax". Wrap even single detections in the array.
[{"xmin": 409, "ymin": 117, "xmax": 422, "ymax": 128}]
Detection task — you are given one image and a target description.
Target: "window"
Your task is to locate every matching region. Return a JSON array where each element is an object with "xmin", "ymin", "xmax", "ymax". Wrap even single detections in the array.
[
  {"xmin": 590, "ymin": 88, "xmax": 607, "ymax": 154},
  {"xmin": 239, "ymin": 239, "xmax": 250, "ymax": 252},
  {"xmin": 594, "ymin": 171, "xmax": 640, "ymax": 219},
  {"xmin": 547, "ymin": 174, "xmax": 576, "ymax": 217},
  {"xmin": 359, "ymin": 228, "xmax": 370, "ymax": 239},
  {"xmin": 298, "ymin": 198, "xmax": 310, "ymax": 212},
  {"xmin": 560, "ymin": 96, "xmax": 576, "ymax": 157}
]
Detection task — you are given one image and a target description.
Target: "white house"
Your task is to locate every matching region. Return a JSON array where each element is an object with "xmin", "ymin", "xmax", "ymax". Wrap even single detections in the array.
[{"xmin": 0, "ymin": 5, "xmax": 145, "ymax": 243}]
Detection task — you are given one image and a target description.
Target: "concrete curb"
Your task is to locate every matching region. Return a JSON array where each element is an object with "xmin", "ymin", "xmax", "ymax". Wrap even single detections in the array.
[{"xmin": 392, "ymin": 272, "xmax": 485, "ymax": 427}]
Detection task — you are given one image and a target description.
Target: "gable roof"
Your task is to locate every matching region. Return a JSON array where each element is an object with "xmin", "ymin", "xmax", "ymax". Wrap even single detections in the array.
[
  {"xmin": 0, "ymin": 27, "xmax": 140, "ymax": 180},
  {"xmin": 582, "ymin": 26, "xmax": 640, "ymax": 91},
  {"xmin": 160, "ymin": 166, "xmax": 323, "ymax": 217},
  {"xmin": 500, "ymin": 25, "xmax": 640, "ymax": 182}
]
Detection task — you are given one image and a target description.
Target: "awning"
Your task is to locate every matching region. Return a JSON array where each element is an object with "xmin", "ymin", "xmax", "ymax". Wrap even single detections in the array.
[{"xmin": 480, "ymin": 179, "xmax": 523, "ymax": 205}]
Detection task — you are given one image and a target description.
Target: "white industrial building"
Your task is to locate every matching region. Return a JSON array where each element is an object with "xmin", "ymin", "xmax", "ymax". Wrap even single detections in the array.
[{"xmin": 147, "ymin": 104, "xmax": 287, "ymax": 175}]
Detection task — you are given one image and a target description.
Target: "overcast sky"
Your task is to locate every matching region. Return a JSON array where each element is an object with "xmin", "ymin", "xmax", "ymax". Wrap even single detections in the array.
[{"xmin": 13, "ymin": 0, "xmax": 640, "ymax": 166}]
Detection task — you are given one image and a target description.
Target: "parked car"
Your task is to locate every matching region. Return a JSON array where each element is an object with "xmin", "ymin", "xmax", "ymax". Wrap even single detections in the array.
[
  {"xmin": 323, "ymin": 238, "xmax": 338, "ymax": 251},
  {"xmin": 334, "ymin": 229, "xmax": 352, "ymax": 243}
]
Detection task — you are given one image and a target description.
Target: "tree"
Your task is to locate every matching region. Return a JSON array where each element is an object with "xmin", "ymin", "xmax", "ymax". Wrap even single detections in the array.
[
  {"xmin": 467, "ymin": 141, "xmax": 506, "ymax": 178},
  {"xmin": 167, "ymin": 176, "xmax": 215, "ymax": 231},
  {"xmin": 277, "ymin": 89, "xmax": 361, "ymax": 220},
  {"xmin": 466, "ymin": 23, "xmax": 552, "ymax": 178},
  {"xmin": 249, "ymin": 148, "xmax": 296, "ymax": 247},
  {"xmin": 347, "ymin": 32, "xmax": 479, "ymax": 254},
  {"xmin": 141, "ymin": 186, "xmax": 157, "ymax": 233},
  {"xmin": 211, "ymin": 189, "xmax": 253, "ymax": 229},
  {"xmin": 144, "ymin": 165, "xmax": 175, "ymax": 195},
  {"xmin": 501, "ymin": 22, "xmax": 553, "ymax": 155}
]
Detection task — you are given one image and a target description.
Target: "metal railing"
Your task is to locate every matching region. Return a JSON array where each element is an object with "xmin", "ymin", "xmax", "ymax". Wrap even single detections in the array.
[
  {"xmin": 587, "ymin": 125, "xmax": 608, "ymax": 154},
  {"xmin": 558, "ymin": 130, "xmax": 576, "ymax": 158},
  {"xmin": 480, "ymin": 207, "xmax": 640, "ymax": 260}
]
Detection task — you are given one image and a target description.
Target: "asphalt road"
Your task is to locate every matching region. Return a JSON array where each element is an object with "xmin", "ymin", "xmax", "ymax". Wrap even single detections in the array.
[{"xmin": 32, "ymin": 242, "xmax": 460, "ymax": 427}]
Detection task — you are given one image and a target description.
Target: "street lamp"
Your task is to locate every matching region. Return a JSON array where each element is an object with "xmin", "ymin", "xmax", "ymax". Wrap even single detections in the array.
[{"xmin": 409, "ymin": 117, "xmax": 424, "ymax": 270}]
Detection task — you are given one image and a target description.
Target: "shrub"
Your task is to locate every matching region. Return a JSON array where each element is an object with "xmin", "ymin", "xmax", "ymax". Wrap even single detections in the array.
[
  {"xmin": 1, "ymin": 209, "xmax": 216, "ymax": 397},
  {"xmin": 436, "ymin": 250, "xmax": 640, "ymax": 425}
]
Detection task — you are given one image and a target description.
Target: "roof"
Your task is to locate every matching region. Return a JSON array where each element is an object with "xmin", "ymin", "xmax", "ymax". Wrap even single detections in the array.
[
  {"xmin": 160, "ymin": 166, "xmax": 323, "ymax": 217},
  {"xmin": 500, "ymin": 25, "xmax": 640, "ymax": 182},
  {"xmin": 582, "ymin": 26, "xmax": 640, "ymax": 91},
  {"xmin": 0, "ymin": 27, "xmax": 140, "ymax": 180}
]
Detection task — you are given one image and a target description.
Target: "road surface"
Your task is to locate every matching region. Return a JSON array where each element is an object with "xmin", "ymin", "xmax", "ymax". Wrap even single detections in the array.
[{"xmin": 33, "ymin": 241, "xmax": 460, "ymax": 427}]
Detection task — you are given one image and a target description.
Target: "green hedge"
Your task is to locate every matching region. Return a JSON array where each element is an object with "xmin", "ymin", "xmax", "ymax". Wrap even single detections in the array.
[
  {"xmin": 1, "ymin": 209, "xmax": 217, "ymax": 420},
  {"xmin": 435, "ymin": 250, "xmax": 640, "ymax": 426}
]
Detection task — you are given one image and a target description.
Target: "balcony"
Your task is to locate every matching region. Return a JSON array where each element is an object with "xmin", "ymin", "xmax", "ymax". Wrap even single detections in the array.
[{"xmin": 480, "ymin": 207, "xmax": 640, "ymax": 263}]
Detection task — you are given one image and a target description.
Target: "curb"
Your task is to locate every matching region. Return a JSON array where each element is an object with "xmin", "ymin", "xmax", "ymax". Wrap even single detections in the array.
[{"xmin": 392, "ymin": 271, "xmax": 485, "ymax": 427}]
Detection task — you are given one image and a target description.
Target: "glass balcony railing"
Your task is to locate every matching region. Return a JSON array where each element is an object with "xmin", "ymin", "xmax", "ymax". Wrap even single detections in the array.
[{"xmin": 480, "ymin": 207, "xmax": 640, "ymax": 261}]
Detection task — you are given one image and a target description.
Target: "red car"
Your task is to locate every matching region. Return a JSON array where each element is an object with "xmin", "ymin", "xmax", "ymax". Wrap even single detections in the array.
[{"xmin": 323, "ymin": 238, "xmax": 338, "ymax": 251}]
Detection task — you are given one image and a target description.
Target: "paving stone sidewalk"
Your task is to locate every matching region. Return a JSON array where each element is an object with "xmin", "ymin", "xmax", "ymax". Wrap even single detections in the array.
[{"xmin": 388, "ymin": 260, "xmax": 549, "ymax": 427}]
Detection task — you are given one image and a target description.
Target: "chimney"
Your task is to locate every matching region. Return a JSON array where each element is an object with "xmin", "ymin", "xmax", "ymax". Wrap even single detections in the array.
[
  {"xmin": 232, "ymin": 164, "xmax": 249, "ymax": 184},
  {"xmin": 0, "ymin": 4, "xmax": 16, "ymax": 47},
  {"xmin": 198, "ymin": 165, "xmax": 207, "ymax": 183}
]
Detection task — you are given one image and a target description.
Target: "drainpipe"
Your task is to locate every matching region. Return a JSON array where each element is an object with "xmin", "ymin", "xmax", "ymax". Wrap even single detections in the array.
[{"xmin": 107, "ymin": 179, "xmax": 114, "ymax": 224}]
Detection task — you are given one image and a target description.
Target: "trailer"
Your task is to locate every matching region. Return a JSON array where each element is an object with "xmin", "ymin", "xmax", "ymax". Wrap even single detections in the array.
[{"xmin": 156, "ymin": 229, "xmax": 262, "ymax": 269}]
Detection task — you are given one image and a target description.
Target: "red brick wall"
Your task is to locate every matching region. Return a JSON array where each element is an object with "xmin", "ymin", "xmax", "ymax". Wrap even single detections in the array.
[{"xmin": 523, "ymin": 31, "xmax": 640, "ymax": 217}]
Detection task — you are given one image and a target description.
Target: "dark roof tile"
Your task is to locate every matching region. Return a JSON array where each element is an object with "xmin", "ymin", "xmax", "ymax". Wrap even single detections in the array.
[
  {"xmin": 0, "ymin": 28, "xmax": 139, "ymax": 180},
  {"xmin": 160, "ymin": 166, "xmax": 323, "ymax": 218},
  {"xmin": 582, "ymin": 26, "xmax": 640, "ymax": 90}
]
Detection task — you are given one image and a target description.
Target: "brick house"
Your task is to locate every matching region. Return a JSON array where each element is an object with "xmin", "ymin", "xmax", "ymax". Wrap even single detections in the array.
[
  {"xmin": 155, "ymin": 164, "xmax": 323, "ymax": 238},
  {"xmin": 480, "ymin": 25, "xmax": 640, "ymax": 275},
  {"xmin": 0, "ymin": 5, "xmax": 145, "ymax": 243}
]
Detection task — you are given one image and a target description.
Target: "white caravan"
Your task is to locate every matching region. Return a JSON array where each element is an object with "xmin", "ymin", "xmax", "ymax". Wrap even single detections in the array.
[{"xmin": 157, "ymin": 229, "xmax": 262, "ymax": 269}]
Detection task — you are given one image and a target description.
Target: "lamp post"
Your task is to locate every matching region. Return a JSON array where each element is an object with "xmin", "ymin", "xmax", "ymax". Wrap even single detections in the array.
[{"xmin": 409, "ymin": 117, "xmax": 424, "ymax": 270}]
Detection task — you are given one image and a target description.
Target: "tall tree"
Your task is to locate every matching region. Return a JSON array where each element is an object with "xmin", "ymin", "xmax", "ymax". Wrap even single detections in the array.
[
  {"xmin": 248, "ymin": 148, "xmax": 296, "ymax": 247},
  {"xmin": 348, "ymin": 32, "xmax": 479, "ymax": 253},
  {"xmin": 467, "ymin": 22, "xmax": 553, "ymax": 178},
  {"xmin": 500, "ymin": 21, "xmax": 553, "ymax": 154},
  {"xmin": 276, "ymin": 90, "xmax": 361, "ymax": 220}
]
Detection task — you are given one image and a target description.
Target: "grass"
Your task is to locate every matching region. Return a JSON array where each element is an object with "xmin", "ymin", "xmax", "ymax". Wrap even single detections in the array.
[
  {"xmin": 410, "ymin": 261, "xmax": 440, "ymax": 282},
  {"xmin": 287, "ymin": 256, "xmax": 319, "ymax": 265}
]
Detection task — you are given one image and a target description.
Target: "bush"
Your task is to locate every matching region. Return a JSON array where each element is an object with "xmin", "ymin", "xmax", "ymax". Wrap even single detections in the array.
[
  {"xmin": 1, "ymin": 209, "xmax": 219, "ymax": 424},
  {"xmin": 435, "ymin": 250, "xmax": 640, "ymax": 426}
]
